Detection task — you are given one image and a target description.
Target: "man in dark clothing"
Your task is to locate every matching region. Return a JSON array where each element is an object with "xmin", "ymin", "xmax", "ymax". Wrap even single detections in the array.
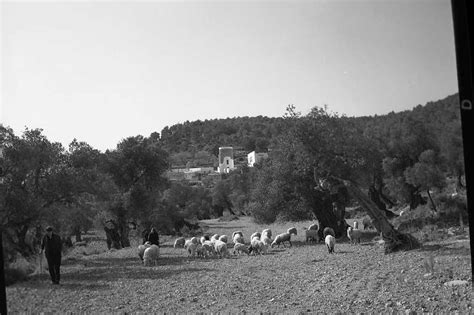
[
  {"xmin": 142, "ymin": 228, "xmax": 150, "ymax": 245},
  {"xmin": 40, "ymin": 226, "xmax": 62, "ymax": 285},
  {"xmin": 147, "ymin": 227, "xmax": 159, "ymax": 246}
]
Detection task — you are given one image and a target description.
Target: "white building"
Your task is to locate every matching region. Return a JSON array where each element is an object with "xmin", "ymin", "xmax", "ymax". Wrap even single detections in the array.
[
  {"xmin": 218, "ymin": 147, "xmax": 234, "ymax": 173},
  {"xmin": 247, "ymin": 151, "xmax": 268, "ymax": 167}
]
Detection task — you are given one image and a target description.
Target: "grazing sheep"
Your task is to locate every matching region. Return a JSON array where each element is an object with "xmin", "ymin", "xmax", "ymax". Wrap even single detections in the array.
[
  {"xmin": 260, "ymin": 229, "xmax": 272, "ymax": 246},
  {"xmin": 138, "ymin": 242, "xmax": 152, "ymax": 261},
  {"xmin": 173, "ymin": 237, "xmax": 186, "ymax": 249},
  {"xmin": 249, "ymin": 236, "xmax": 268, "ymax": 255},
  {"xmin": 261, "ymin": 229, "xmax": 272, "ymax": 239},
  {"xmin": 250, "ymin": 232, "xmax": 261, "ymax": 242},
  {"xmin": 232, "ymin": 231, "xmax": 245, "ymax": 245},
  {"xmin": 210, "ymin": 234, "xmax": 220, "ymax": 244},
  {"xmin": 270, "ymin": 227, "xmax": 297, "ymax": 248},
  {"xmin": 184, "ymin": 238, "xmax": 200, "ymax": 257},
  {"xmin": 323, "ymin": 227, "xmax": 335, "ymax": 238},
  {"xmin": 214, "ymin": 239, "xmax": 230, "ymax": 258},
  {"xmin": 195, "ymin": 244, "xmax": 204, "ymax": 257},
  {"xmin": 347, "ymin": 226, "xmax": 362, "ymax": 244},
  {"xmin": 325, "ymin": 235, "xmax": 335, "ymax": 254},
  {"xmin": 143, "ymin": 244, "xmax": 160, "ymax": 266},
  {"xmin": 303, "ymin": 228, "xmax": 319, "ymax": 243},
  {"xmin": 261, "ymin": 235, "xmax": 272, "ymax": 246},
  {"xmin": 218, "ymin": 235, "xmax": 228, "ymax": 243},
  {"xmin": 233, "ymin": 243, "xmax": 250, "ymax": 255},
  {"xmin": 201, "ymin": 241, "xmax": 216, "ymax": 257}
]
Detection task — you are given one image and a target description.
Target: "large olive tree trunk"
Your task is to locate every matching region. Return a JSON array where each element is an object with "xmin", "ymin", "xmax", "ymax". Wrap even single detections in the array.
[
  {"xmin": 104, "ymin": 220, "xmax": 122, "ymax": 250},
  {"xmin": 311, "ymin": 189, "xmax": 349, "ymax": 239},
  {"xmin": 343, "ymin": 180, "xmax": 420, "ymax": 253}
]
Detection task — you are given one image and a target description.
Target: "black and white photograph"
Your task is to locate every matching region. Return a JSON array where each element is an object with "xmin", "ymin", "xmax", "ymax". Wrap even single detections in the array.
[{"xmin": 0, "ymin": 0, "xmax": 472, "ymax": 313}]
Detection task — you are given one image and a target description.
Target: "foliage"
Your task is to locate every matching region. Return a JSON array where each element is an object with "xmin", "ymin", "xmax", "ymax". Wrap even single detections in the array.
[{"xmin": 0, "ymin": 127, "xmax": 102, "ymax": 257}]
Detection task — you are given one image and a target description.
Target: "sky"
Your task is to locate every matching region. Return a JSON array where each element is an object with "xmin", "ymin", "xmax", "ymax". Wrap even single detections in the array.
[{"xmin": 1, "ymin": 0, "xmax": 458, "ymax": 152}]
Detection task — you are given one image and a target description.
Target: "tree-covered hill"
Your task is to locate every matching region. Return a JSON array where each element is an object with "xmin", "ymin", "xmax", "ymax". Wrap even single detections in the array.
[{"xmin": 159, "ymin": 93, "xmax": 462, "ymax": 170}]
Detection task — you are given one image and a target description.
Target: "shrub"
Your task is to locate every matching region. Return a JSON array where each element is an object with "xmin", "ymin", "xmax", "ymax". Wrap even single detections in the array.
[
  {"xmin": 394, "ymin": 193, "xmax": 468, "ymax": 233},
  {"xmin": 4, "ymin": 255, "xmax": 36, "ymax": 286},
  {"xmin": 436, "ymin": 194, "xmax": 468, "ymax": 226},
  {"xmin": 247, "ymin": 201, "xmax": 277, "ymax": 224},
  {"xmin": 4, "ymin": 268, "xmax": 28, "ymax": 286}
]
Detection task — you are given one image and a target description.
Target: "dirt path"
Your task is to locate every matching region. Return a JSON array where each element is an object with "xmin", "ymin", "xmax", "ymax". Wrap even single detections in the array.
[{"xmin": 6, "ymin": 221, "xmax": 472, "ymax": 313}]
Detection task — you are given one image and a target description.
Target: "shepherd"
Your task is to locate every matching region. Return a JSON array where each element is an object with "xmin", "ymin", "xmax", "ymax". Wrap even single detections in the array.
[{"xmin": 40, "ymin": 226, "xmax": 62, "ymax": 285}]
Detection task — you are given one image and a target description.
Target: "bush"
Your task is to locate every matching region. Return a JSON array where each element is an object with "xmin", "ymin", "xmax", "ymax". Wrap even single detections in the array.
[
  {"xmin": 436, "ymin": 194, "xmax": 468, "ymax": 225},
  {"xmin": 4, "ymin": 268, "xmax": 28, "ymax": 286},
  {"xmin": 393, "ymin": 193, "xmax": 468, "ymax": 233},
  {"xmin": 4, "ymin": 255, "xmax": 36, "ymax": 286},
  {"xmin": 345, "ymin": 206, "xmax": 368, "ymax": 219},
  {"xmin": 247, "ymin": 201, "xmax": 277, "ymax": 224}
]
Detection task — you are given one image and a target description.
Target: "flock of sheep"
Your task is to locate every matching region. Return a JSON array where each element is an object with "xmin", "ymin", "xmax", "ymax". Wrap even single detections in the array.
[{"xmin": 136, "ymin": 221, "xmax": 365, "ymax": 266}]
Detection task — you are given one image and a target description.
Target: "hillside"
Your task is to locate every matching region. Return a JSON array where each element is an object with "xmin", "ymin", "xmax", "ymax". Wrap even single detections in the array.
[{"xmin": 159, "ymin": 94, "xmax": 461, "ymax": 168}]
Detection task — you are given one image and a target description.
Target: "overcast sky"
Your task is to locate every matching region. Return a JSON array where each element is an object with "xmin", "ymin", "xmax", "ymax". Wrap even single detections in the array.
[{"xmin": 1, "ymin": 0, "xmax": 458, "ymax": 152}]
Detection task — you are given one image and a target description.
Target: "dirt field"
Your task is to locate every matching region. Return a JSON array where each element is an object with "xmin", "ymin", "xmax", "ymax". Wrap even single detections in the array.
[{"xmin": 6, "ymin": 217, "xmax": 472, "ymax": 313}]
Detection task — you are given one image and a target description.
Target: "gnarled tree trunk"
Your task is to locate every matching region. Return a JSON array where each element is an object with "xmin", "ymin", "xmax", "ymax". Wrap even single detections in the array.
[
  {"xmin": 344, "ymin": 180, "xmax": 419, "ymax": 253},
  {"xmin": 104, "ymin": 220, "xmax": 122, "ymax": 250},
  {"xmin": 311, "ymin": 189, "xmax": 349, "ymax": 239}
]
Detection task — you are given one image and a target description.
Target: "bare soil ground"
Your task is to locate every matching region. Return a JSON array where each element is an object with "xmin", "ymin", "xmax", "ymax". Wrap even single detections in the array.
[{"xmin": 6, "ymin": 217, "xmax": 472, "ymax": 314}]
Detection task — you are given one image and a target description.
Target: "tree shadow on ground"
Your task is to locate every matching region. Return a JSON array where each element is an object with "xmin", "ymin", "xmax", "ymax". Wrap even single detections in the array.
[
  {"xmin": 268, "ymin": 248, "xmax": 288, "ymax": 252},
  {"xmin": 334, "ymin": 250, "xmax": 351, "ymax": 254},
  {"xmin": 201, "ymin": 225, "xmax": 246, "ymax": 230},
  {"xmin": 360, "ymin": 231, "xmax": 380, "ymax": 242},
  {"xmin": 419, "ymin": 243, "xmax": 471, "ymax": 256},
  {"xmin": 59, "ymin": 265, "xmax": 213, "ymax": 283},
  {"xmin": 22, "ymin": 264, "xmax": 214, "ymax": 290}
]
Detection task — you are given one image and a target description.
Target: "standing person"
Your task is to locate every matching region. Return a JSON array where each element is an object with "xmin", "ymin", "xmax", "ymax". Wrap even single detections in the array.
[
  {"xmin": 142, "ymin": 228, "xmax": 150, "ymax": 245},
  {"xmin": 147, "ymin": 227, "xmax": 159, "ymax": 246},
  {"xmin": 40, "ymin": 226, "xmax": 62, "ymax": 285}
]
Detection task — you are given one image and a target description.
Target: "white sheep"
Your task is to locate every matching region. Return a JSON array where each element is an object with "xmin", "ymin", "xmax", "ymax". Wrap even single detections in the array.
[
  {"xmin": 353, "ymin": 221, "xmax": 359, "ymax": 229},
  {"xmin": 261, "ymin": 229, "xmax": 272, "ymax": 246},
  {"xmin": 232, "ymin": 231, "xmax": 245, "ymax": 245},
  {"xmin": 233, "ymin": 243, "xmax": 250, "ymax": 255},
  {"xmin": 270, "ymin": 227, "xmax": 297, "ymax": 248},
  {"xmin": 201, "ymin": 240, "xmax": 216, "ymax": 257},
  {"xmin": 210, "ymin": 234, "xmax": 220, "ymax": 244},
  {"xmin": 249, "ymin": 236, "xmax": 268, "ymax": 255},
  {"xmin": 250, "ymin": 232, "xmax": 261, "ymax": 242},
  {"xmin": 173, "ymin": 237, "xmax": 186, "ymax": 249},
  {"xmin": 218, "ymin": 235, "xmax": 228, "ymax": 243},
  {"xmin": 347, "ymin": 226, "xmax": 361, "ymax": 245},
  {"xmin": 303, "ymin": 227, "xmax": 319, "ymax": 243},
  {"xmin": 325, "ymin": 235, "xmax": 335, "ymax": 254},
  {"xmin": 143, "ymin": 244, "xmax": 160, "ymax": 266},
  {"xmin": 138, "ymin": 242, "xmax": 152, "ymax": 261},
  {"xmin": 184, "ymin": 238, "xmax": 199, "ymax": 257},
  {"xmin": 214, "ymin": 239, "xmax": 230, "ymax": 258},
  {"xmin": 195, "ymin": 243, "xmax": 204, "ymax": 257},
  {"xmin": 308, "ymin": 223, "xmax": 319, "ymax": 231},
  {"xmin": 261, "ymin": 229, "xmax": 272, "ymax": 239},
  {"xmin": 261, "ymin": 235, "xmax": 272, "ymax": 246}
]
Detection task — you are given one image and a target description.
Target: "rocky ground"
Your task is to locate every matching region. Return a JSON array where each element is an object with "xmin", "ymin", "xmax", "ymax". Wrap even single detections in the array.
[{"xmin": 6, "ymin": 218, "xmax": 472, "ymax": 314}]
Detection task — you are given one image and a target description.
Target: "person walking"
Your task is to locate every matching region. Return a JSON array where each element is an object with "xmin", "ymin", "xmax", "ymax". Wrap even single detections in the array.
[
  {"xmin": 40, "ymin": 226, "xmax": 62, "ymax": 285},
  {"xmin": 147, "ymin": 227, "xmax": 160, "ymax": 246}
]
